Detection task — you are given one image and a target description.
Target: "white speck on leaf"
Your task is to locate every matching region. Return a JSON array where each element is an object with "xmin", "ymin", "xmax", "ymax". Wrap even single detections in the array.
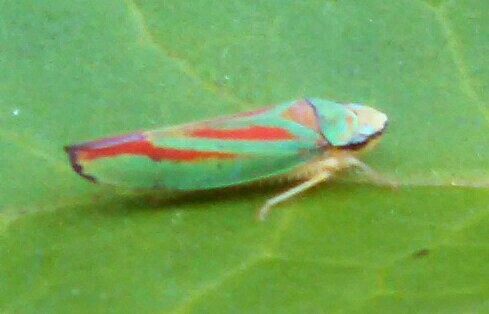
[{"xmin": 172, "ymin": 211, "xmax": 183, "ymax": 224}]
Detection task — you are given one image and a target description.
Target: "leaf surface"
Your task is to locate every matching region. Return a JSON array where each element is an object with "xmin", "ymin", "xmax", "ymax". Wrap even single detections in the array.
[{"xmin": 1, "ymin": 0, "xmax": 489, "ymax": 312}]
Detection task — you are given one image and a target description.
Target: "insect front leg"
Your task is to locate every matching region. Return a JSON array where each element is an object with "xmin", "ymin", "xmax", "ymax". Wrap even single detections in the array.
[
  {"xmin": 257, "ymin": 171, "xmax": 332, "ymax": 221},
  {"xmin": 345, "ymin": 157, "xmax": 399, "ymax": 187}
]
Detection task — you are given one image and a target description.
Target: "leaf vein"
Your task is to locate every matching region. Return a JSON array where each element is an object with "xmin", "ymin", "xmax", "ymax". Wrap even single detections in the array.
[
  {"xmin": 171, "ymin": 255, "xmax": 265, "ymax": 314},
  {"xmin": 435, "ymin": 6, "xmax": 489, "ymax": 124},
  {"xmin": 125, "ymin": 0, "xmax": 246, "ymax": 106}
]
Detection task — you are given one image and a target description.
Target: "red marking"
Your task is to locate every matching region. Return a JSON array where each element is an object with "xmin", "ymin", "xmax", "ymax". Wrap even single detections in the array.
[
  {"xmin": 188, "ymin": 126, "xmax": 295, "ymax": 141},
  {"xmin": 77, "ymin": 139, "xmax": 237, "ymax": 162},
  {"xmin": 282, "ymin": 100, "xmax": 322, "ymax": 134},
  {"xmin": 232, "ymin": 106, "xmax": 270, "ymax": 118}
]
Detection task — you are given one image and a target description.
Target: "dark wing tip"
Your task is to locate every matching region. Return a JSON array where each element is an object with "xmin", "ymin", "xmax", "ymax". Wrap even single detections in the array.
[{"xmin": 64, "ymin": 145, "xmax": 97, "ymax": 183}]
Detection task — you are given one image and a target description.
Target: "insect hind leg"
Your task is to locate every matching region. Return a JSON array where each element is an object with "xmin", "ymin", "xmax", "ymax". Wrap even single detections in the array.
[{"xmin": 257, "ymin": 171, "xmax": 332, "ymax": 221}]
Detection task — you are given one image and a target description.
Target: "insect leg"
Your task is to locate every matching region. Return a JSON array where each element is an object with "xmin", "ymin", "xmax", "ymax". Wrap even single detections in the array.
[
  {"xmin": 257, "ymin": 171, "xmax": 332, "ymax": 221},
  {"xmin": 346, "ymin": 157, "xmax": 399, "ymax": 187}
]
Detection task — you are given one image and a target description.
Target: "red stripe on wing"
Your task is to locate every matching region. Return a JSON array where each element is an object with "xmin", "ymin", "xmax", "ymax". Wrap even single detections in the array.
[
  {"xmin": 188, "ymin": 125, "xmax": 295, "ymax": 141},
  {"xmin": 231, "ymin": 106, "xmax": 270, "ymax": 117},
  {"xmin": 72, "ymin": 138, "xmax": 237, "ymax": 162},
  {"xmin": 281, "ymin": 100, "xmax": 321, "ymax": 134}
]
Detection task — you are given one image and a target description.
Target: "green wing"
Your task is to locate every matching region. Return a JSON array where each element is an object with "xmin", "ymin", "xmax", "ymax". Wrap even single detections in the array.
[{"xmin": 66, "ymin": 100, "xmax": 328, "ymax": 190}]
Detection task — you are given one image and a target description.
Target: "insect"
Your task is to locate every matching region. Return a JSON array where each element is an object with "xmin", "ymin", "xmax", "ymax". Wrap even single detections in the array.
[{"xmin": 65, "ymin": 98, "xmax": 390, "ymax": 220}]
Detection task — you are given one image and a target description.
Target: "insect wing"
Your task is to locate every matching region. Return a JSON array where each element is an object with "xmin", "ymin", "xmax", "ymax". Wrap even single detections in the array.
[{"xmin": 66, "ymin": 100, "xmax": 327, "ymax": 190}]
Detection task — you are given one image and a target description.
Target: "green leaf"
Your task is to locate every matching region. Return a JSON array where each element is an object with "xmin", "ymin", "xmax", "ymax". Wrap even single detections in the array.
[{"xmin": 1, "ymin": 0, "xmax": 489, "ymax": 312}]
